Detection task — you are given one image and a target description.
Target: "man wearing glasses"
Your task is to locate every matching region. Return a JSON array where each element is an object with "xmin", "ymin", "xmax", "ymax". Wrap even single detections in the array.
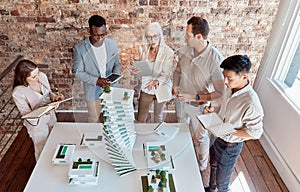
[{"xmin": 74, "ymin": 15, "xmax": 121, "ymax": 123}]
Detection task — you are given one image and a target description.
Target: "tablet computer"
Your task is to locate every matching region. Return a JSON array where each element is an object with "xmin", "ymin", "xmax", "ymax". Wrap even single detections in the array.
[{"xmin": 106, "ymin": 73, "xmax": 123, "ymax": 83}]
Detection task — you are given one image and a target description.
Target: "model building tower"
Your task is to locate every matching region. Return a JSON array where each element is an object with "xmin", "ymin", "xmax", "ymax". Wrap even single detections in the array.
[{"xmin": 100, "ymin": 87, "xmax": 136, "ymax": 176}]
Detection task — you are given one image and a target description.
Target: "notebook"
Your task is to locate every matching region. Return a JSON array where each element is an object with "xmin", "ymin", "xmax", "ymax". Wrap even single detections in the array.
[{"xmin": 197, "ymin": 112, "xmax": 236, "ymax": 137}]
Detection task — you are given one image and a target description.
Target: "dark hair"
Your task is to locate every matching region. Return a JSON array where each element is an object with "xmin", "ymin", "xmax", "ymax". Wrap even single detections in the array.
[
  {"xmin": 88, "ymin": 15, "xmax": 106, "ymax": 28},
  {"xmin": 187, "ymin": 16, "xmax": 209, "ymax": 39},
  {"xmin": 13, "ymin": 59, "xmax": 37, "ymax": 88},
  {"xmin": 220, "ymin": 55, "xmax": 252, "ymax": 74}
]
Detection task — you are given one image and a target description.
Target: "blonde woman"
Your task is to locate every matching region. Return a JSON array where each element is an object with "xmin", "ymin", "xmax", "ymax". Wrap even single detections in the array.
[{"xmin": 136, "ymin": 22, "xmax": 174, "ymax": 123}]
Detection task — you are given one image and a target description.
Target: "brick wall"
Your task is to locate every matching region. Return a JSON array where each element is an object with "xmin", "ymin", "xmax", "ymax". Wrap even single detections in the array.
[{"xmin": 0, "ymin": 0, "xmax": 279, "ymax": 110}]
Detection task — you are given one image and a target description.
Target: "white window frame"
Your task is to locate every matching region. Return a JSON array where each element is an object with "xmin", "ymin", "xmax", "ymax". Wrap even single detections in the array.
[{"xmin": 270, "ymin": 3, "xmax": 300, "ymax": 111}]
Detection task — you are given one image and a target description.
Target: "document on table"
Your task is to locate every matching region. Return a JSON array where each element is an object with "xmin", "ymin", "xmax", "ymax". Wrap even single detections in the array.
[{"xmin": 154, "ymin": 122, "xmax": 179, "ymax": 139}]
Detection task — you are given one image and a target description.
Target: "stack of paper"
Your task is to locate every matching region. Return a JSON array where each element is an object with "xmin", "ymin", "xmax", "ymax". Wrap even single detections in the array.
[
  {"xmin": 68, "ymin": 159, "xmax": 100, "ymax": 185},
  {"xmin": 52, "ymin": 144, "xmax": 76, "ymax": 165},
  {"xmin": 100, "ymin": 87, "xmax": 137, "ymax": 176}
]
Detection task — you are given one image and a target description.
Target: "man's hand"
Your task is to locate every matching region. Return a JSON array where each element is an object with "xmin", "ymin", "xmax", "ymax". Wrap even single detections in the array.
[
  {"xmin": 172, "ymin": 86, "xmax": 181, "ymax": 96},
  {"xmin": 177, "ymin": 93, "xmax": 194, "ymax": 102},
  {"xmin": 97, "ymin": 78, "xmax": 111, "ymax": 88},
  {"xmin": 203, "ymin": 105, "xmax": 214, "ymax": 114}
]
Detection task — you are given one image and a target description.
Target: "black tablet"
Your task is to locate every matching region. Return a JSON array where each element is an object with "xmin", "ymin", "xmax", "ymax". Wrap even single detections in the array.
[{"xmin": 106, "ymin": 73, "xmax": 122, "ymax": 83}]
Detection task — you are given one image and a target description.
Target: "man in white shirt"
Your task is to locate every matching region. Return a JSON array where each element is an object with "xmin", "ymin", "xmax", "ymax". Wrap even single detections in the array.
[
  {"xmin": 206, "ymin": 55, "xmax": 264, "ymax": 192},
  {"xmin": 172, "ymin": 16, "xmax": 225, "ymax": 187},
  {"xmin": 74, "ymin": 15, "xmax": 121, "ymax": 123}
]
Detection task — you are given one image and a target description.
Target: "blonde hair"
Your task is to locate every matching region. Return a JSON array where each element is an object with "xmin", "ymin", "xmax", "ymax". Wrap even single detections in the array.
[{"xmin": 140, "ymin": 22, "xmax": 167, "ymax": 60}]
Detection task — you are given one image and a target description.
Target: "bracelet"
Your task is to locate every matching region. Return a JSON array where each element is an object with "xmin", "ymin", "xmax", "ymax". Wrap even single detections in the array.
[{"xmin": 195, "ymin": 94, "xmax": 200, "ymax": 101}]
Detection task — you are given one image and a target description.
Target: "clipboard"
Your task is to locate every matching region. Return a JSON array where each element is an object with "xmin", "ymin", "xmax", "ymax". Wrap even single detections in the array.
[
  {"xmin": 21, "ymin": 97, "xmax": 73, "ymax": 119},
  {"xmin": 132, "ymin": 61, "xmax": 152, "ymax": 76}
]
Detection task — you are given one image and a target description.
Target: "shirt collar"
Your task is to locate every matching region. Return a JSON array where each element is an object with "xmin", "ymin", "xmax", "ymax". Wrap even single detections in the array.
[
  {"xmin": 190, "ymin": 41, "xmax": 211, "ymax": 59},
  {"xmin": 231, "ymin": 80, "xmax": 252, "ymax": 97}
]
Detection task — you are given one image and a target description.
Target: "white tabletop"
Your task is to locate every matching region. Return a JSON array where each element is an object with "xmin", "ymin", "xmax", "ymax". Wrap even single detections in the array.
[{"xmin": 24, "ymin": 122, "xmax": 204, "ymax": 192}]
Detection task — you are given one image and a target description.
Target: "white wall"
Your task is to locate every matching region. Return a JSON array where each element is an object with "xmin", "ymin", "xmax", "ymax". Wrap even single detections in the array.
[{"xmin": 254, "ymin": 0, "xmax": 300, "ymax": 190}]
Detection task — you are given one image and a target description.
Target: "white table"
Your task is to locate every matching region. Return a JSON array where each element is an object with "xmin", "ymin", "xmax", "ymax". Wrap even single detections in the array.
[{"xmin": 24, "ymin": 122, "xmax": 204, "ymax": 192}]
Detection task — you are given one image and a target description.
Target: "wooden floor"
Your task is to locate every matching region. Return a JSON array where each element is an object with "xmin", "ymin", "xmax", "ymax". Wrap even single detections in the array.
[{"xmin": 0, "ymin": 112, "xmax": 289, "ymax": 192}]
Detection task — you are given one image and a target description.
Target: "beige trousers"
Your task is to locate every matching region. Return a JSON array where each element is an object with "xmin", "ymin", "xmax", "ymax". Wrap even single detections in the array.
[
  {"xmin": 137, "ymin": 91, "xmax": 165, "ymax": 123},
  {"xmin": 86, "ymin": 99, "xmax": 102, "ymax": 123}
]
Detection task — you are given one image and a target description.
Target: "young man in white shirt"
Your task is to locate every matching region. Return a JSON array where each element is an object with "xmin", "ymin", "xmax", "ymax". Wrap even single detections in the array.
[{"xmin": 206, "ymin": 55, "xmax": 264, "ymax": 192}]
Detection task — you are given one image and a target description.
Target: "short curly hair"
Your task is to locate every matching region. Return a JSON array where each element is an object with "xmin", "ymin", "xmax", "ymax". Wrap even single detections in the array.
[{"xmin": 88, "ymin": 15, "xmax": 106, "ymax": 28}]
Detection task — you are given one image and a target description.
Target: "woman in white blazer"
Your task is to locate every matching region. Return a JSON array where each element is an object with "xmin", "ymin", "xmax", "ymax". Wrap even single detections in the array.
[
  {"xmin": 12, "ymin": 60, "xmax": 64, "ymax": 160},
  {"xmin": 136, "ymin": 22, "xmax": 175, "ymax": 123}
]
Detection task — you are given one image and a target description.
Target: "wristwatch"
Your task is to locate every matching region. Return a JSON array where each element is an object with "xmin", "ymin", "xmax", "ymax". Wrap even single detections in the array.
[{"xmin": 195, "ymin": 94, "xmax": 200, "ymax": 101}]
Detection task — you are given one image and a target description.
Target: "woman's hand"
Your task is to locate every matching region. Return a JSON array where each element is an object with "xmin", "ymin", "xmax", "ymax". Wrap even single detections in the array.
[
  {"xmin": 54, "ymin": 93, "xmax": 64, "ymax": 101},
  {"xmin": 145, "ymin": 79, "xmax": 159, "ymax": 90},
  {"xmin": 128, "ymin": 65, "xmax": 141, "ymax": 75}
]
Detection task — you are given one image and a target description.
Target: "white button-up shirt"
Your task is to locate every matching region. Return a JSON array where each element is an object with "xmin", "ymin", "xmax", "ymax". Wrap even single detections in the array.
[{"xmin": 219, "ymin": 82, "xmax": 264, "ymax": 143}]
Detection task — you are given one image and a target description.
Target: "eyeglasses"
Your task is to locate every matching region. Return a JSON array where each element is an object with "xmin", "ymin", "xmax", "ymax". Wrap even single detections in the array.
[
  {"xmin": 93, "ymin": 33, "xmax": 107, "ymax": 39},
  {"xmin": 146, "ymin": 34, "xmax": 160, "ymax": 41}
]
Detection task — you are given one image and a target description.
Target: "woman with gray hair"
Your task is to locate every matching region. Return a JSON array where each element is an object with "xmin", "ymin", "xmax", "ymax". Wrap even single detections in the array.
[{"xmin": 136, "ymin": 22, "xmax": 175, "ymax": 123}]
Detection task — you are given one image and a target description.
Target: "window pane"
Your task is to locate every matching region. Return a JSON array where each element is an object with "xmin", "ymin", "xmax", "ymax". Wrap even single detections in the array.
[{"xmin": 284, "ymin": 41, "xmax": 300, "ymax": 87}]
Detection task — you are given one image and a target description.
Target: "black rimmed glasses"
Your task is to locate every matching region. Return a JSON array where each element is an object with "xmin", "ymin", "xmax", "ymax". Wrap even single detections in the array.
[{"xmin": 93, "ymin": 33, "xmax": 107, "ymax": 39}]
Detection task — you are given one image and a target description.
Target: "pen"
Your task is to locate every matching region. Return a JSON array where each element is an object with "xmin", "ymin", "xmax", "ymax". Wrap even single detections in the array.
[
  {"xmin": 170, "ymin": 155, "xmax": 175, "ymax": 169},
  {"xmin": 80, "ymin": 134, "xmax": 84, "ymax": 145},
  {"xmin": 143, "ymin": 143, "xmax": 146, "ymax": 156},
  {"xmin": 154, "ymin": 122, "xmax": 163, "ymax": 131}
]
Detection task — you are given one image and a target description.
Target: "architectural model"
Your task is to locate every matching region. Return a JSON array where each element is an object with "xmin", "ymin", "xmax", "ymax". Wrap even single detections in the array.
[
  {"xmin": 52, "ymin": 143, "xmax": 75, "ymax": 164},
  {"xmin": 80, "ymin": 132, "xmax": 104, "ymax": 147},
  {"xmin": 146, "ymin": 142, "xmax": 173, "ymax": 170},
  {"xmin": 100, "ymin": 87, "xmax": 137, "ymax": 176},
  {"xmin": 141, "ymin": 169, "xmax": 176, "ymax": 192},
  {"xmin": 68, "ymin": 158, "xmax": 100, "ymax": 185}
]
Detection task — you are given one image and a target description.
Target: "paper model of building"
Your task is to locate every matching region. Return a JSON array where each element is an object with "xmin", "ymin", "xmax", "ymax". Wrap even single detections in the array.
[
  {"xmin": 68, "ymin": 158, "xmax": 100, "ymax": 185},
  {"xmin": 52, "ymin": 143, "xmax": 76, "ymax": 165},
  {"xmin": 100, "ymin": 87, "xmax": 137, "ymax": 176}
]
